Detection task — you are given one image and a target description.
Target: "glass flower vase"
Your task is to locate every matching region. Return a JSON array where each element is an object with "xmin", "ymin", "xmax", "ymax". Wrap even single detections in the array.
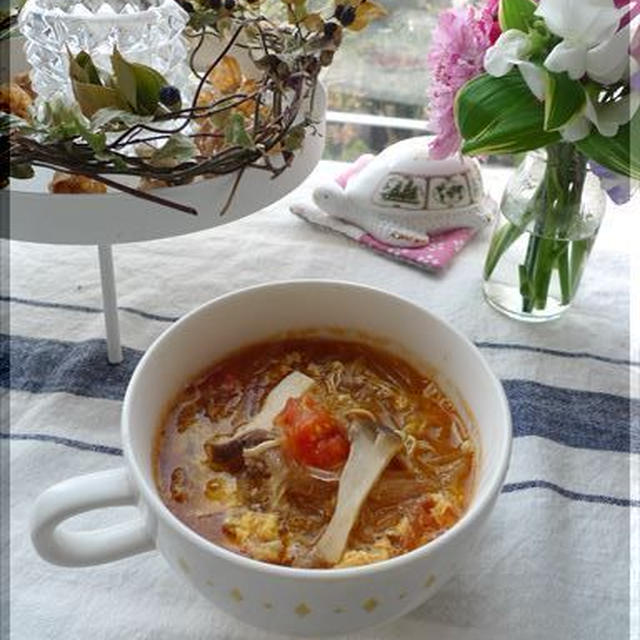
[{"xmin": 483, "ymin": 143, "xmax": 606, "ymax": 322}]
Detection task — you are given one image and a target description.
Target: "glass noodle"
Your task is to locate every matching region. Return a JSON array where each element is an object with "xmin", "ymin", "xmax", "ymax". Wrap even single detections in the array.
[{"xmin": 154, "ymin": 337, "xmax": 475, "ymax": 569}]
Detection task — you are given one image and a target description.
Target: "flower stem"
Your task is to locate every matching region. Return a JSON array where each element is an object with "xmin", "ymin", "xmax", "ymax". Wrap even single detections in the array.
[{"xmin": 518, "ymin": 143, "xmax": 587, "ymax": 313}]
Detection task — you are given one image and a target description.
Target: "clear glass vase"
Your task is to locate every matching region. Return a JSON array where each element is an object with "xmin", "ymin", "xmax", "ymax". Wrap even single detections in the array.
[
  {"xmin": 18, "ymin": 0, "xmax": 190, "ymax": 104},
  {"xmin": 483, "ymin": 144, "xmax": 606, "ymax": 322}
]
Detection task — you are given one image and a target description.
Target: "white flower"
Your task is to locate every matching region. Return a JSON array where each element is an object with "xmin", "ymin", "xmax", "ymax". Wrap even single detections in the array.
[
  {"xmin": 562, "ymin": 92, "xmax": 640, "ymax": 141},
  {"xmin": 484, "ymin": 30, "xmax": 546, "ymax": 100},
  {"xmin": 518, "ymin": 62, "xmax": 546, "ymax": 101},
  {"xmin": 561, "ymin": 116, "xmax": 592, "ymax": 142},
  {"xmin": 484, "ymin": 30, "xmax": 530, "ymax": 76},
  {"xmin": 536, "ymin": 0, "xmax": 626, "ymax": 80},
  {"xmin": 544, "ymin": 41, "xmax": 592, "ymax": 80},
  {"xmin": 587, "ymin": 17, "xmax": 640, "ymax": 84},
  {"xmin": 536, "ymin": 0, "xmax": 623, "ymax": 46}
]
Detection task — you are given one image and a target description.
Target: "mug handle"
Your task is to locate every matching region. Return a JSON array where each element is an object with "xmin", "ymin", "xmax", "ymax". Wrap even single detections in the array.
[{"xmin": 31, "ymin": 467, "xmax": 155, "ymax": 567}]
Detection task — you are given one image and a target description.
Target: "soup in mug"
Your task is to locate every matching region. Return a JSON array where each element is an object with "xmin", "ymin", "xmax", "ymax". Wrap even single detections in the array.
[{"xmin": 154, "ymin": 336, "xmax": 475, "ymax": 569}]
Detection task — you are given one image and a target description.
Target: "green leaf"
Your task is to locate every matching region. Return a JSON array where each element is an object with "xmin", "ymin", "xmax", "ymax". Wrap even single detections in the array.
[
  {"xmin": 224, "ymin": 113, "xmax": 253, "ymax": 148},
  {"xmin": 456, "ymin": 70, "xmax": 561, "ymax": 156},
  {"xmin": 189, "ymin": 9, "xmax": 218, "ymax": 30},
  {"xmin": 499, "ymin": 0, "xmax": 537, "ymax": 32},
  {"xmin": 148, "ymin": 133, "xmax": 197, "ymax": 167},
  {"xmin": 68, "ymin": 50, "xmax": 90, "ymax": 84},
  {"xmin": 544, "ymin": 72, "xmax": 586, "ymax": 131},
  {"xmin": 0, "ymin": 23, "xmax": 19, "ymax": 42},
  {"xmin": 129, "ymin": 62, "xmax": 166, "ymax": 115},
  {"xmin": 35, "ymin": 98, "xmax": 110, "ymax": 156},
  {"xmin": 111, "ymin": 47, "xmax": 167, "ymax": 115},
  {"xmin": 0, "ymin": 112, "xmax": 35, "ymax": 135},
  {"xmin": 10, "ymin": 162, "xmax": 34, "ymax": 179},
  {"xmin": 75, "ymin": 50, "xmax": 102, "ymax": 86},
  {"xmin": 483, "ymin": 220, "xmax": 525, "ymax": 280},
  {"xmin": 91, "ymin": 107, "xmax": 153, "ymax": 130},
  {"xmin": 112, "ymin": 155, "xmax": 128, "ymax": 171},
  {"xmin": 211, "ymin": 110, "xmax": 231, "ymax": 131},
  {"xmin": 576, "ymin": 109, "xmax": 640, "ymax": 180},
  {"xmin": 79, "ymin": 128, "xmax": 107, "ymax": 154},
  {"xmin": 283, "ymin": 124, "xmax": 305, "ymax": 152},
  {"xmin": 39, "ymin": 98, "xmax": 96, "ymax": 142},
  {"xmin": 111, "ymin": 47, "xmax": 139, "ymax": 110}
]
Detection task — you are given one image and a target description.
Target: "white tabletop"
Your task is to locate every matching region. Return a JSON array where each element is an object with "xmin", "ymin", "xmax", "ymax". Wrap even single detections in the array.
[{"xmin": 5, "ymin": 161, "xmax": 638, "ymax": 640}]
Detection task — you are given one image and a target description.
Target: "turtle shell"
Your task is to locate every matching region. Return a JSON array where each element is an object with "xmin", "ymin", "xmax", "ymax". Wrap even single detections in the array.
[{"xmin": 345, "ymin": 136, "xmax": 484, "ymax": 213}]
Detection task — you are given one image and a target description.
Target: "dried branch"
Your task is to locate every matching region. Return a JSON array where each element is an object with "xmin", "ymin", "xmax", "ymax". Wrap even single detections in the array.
[{"xmin": 6, "ymin": 5, "xmax": 334, "ymax": 215}]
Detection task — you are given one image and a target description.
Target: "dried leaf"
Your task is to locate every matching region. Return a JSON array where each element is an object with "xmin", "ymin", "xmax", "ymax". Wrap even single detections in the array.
[
  {"xmin": 216, "ymin": 17, "xmax": 233, "ymax": 35},
  {"xmin": 0, "ymin": 83, "xmax": 32, "ymax": 120},
  {"xmin": 234, "ymin": 78, "xmax": 259, "ymax": 117},
  {"xmin": 195, "ymin": 86, "xmax": 219, "ymax": 123},
  {"xmin": 240, "ymin": 78, "xmax": 258, "ymax": 95},
  {"xmin": 208, "ymin": 56, "xmax": 243, "ymax": 95},
  {"xmin": 282, "ymin": 0, "xmax": 307, "ymax": 21},
  {"xmin": 319, "ymin": 49, "xmax": 335, "ymax": 67},
  {"xmin": 302, "ymin": 13, "xmax": 324, "ymax": 32},
  {"xmin": 211, "ymin": 109, "xmax": 231, "ymax": 130},
  {"xmin": 49, "ymin": 172, "xmax": 107, "ymax": 194},
  {"xmin": 71, "ymin": 81, "xmax": 127, "ymax": 118},
  {"xmin": 349, "ymin": 1, "xmax": 387, "ymax": 31}
]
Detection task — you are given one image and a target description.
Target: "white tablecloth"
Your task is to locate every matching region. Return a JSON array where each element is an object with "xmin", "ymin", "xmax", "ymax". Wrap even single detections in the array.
[{"xmin": 5, "ymin": 161, "xmax": 638, "ymax": 640}]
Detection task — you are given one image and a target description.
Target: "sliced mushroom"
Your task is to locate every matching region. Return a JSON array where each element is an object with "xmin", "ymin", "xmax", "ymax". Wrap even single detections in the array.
[
  {"xmin": 204, "ymin": 371, "xmax": 315, "ymax": 469},
  {"xmin": 234, "ymin": 370, "xmax": 315, "ymax": 439},
  {"xmin": 204, "ymin": 429, "xmax": 273, "ymax": 467},
  {"xmin": 314, "ymin": 421, "xmax": 403, "ymax": 565}
]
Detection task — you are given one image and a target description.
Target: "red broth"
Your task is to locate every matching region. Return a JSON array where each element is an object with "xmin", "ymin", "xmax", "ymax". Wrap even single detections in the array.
[{"xmin": 154, "ymin": 337, "xmax": 475, "ymax": 568}]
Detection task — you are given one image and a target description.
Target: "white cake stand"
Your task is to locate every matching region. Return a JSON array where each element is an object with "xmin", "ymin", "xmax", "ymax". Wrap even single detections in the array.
[{"xmin": 2, "ymin": 40, "xmax": 326, "ymax": 363}]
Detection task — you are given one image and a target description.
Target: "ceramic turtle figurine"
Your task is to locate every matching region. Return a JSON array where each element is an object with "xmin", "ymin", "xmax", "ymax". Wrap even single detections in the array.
[{"xmin": 312, "ymin": 136, "xmax": 494, "ymax": 247}]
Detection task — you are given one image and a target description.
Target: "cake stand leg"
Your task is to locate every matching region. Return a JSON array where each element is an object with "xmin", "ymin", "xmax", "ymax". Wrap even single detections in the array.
[{"xmin": 98, "ymin": 244, "xmax": 123, "ymax": 365}]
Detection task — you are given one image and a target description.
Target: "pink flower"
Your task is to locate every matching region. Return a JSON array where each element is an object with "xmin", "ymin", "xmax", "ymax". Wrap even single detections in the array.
[
  {"xmin": 483, "ymin": 0, "xmax": 502, "ymax": 44},
  {"xmin": 427, "ymin": 2, "xmax": 496, "ymax": 159},
  {"xmin": 618, "ymin": 1, "xmax": 640, "ymax": 91},
  {"xmin": 616, "ymin": 0, "xmax": 640, "ymax": 27}
]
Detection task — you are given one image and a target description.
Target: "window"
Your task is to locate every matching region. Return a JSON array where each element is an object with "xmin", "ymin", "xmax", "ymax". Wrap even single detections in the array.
[{"xmin": 321, "ymin": 0, "xmax": 453, "ymax": 160}]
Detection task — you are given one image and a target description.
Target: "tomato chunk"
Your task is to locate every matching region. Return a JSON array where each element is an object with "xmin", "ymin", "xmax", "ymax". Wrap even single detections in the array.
[{"xmin": 277, "ymin": 395, "xmax": 350, "ymax": 470}]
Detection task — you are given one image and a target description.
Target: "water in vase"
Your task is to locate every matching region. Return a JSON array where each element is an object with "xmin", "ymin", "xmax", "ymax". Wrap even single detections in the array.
[
  {"xmin": 483, "ymin": 223, "xmax": 599, "ymax": 323},
  {"xmin": 483, "ymin": 148, "xmax": 606, "ymax": 322}
]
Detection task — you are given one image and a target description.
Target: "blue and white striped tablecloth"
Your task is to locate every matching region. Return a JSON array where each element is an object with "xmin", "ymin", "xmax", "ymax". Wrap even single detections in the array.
[{"xmin": 4, "ymin": 162, "xmax": 638, "ymax": 640}]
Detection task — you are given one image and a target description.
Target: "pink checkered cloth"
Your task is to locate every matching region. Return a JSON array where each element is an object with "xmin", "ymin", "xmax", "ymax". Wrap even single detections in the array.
[{"xmin": 290, "ymin": 155, "xmax": 480, "ymax": 273}]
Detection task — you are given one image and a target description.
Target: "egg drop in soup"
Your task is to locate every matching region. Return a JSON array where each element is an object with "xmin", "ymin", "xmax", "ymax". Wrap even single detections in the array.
[{"xmin": 154, "ymin": 336, "xmax": 476, "ymax": 568}]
